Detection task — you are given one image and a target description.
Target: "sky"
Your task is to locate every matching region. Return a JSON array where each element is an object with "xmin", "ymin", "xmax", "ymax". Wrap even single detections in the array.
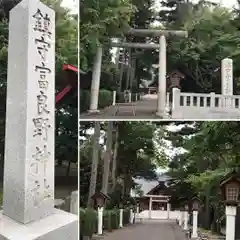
[
  {"xmin": 201, "ymin": 0, "xmax": 237, "ymax": 9},
  {"xmin": 61, "ymin": 0, "xmax": 78, "ymax": 13}
]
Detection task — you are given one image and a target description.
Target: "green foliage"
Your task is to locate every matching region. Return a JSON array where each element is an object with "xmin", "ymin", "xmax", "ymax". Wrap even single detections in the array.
[
  {"xmin": 80, "ymin": 89, "xmax": 113, "ymax": 113},
  {"xmin": 80, "ymin": 0, "xmax": 136, "ymax": 71},
  {"xmin": 98, "ymin": 90, "xmax": 113, "ymax": 109},
  {"xmin": 80, "ymin": 208, "xmax": 130, "ymax": 237},
  {"xmin": 80, "ymin": 208, "xmax": 97, "ymax": 238}
]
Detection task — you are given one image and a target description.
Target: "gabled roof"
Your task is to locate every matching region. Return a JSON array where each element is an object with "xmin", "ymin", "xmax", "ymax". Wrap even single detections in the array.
[{"xmin": 130, "ymin": 174, "xmax": 171, "ymax": 197}]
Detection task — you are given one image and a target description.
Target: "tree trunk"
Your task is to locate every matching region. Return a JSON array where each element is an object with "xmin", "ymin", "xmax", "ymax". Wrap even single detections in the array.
[
  {"xmin": 66, "ymin": 161, "xmax": 71, "ymax": 176},
  {"xmin": 101, "ymin": 121, "xmax": 113, "ymax": 195},
  {"xmin": 87, "ymin": 122, "xmax": 100, "ymax": 207},
  {"xmin": 111, "ymin": 125, "xmax": 119, "ymax": 192}
]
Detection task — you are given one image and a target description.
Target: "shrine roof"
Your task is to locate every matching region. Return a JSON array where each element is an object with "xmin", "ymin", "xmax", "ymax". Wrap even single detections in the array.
[{"xmin": 130, "ymin": 174, "xmax": 171, "ymax": 197}]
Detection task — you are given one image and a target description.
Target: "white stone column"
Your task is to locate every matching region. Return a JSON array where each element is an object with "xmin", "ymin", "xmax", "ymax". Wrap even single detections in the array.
[
  {"xmin": 119, "ymin": 209, "xmax": 123, "ymax": 228},
  {"xmin": 167, "ymin": 203, "xmax": 171, "ymax": 219},
  {"xmin": 149, "ymin": 197, "xmax": 152, "ymax": 219},
  {"xmin": 129, "ymin": 92, "xmax": 132, "ymax": 102},
  {"xmin": 156, "ymin": 35, "xmax": 167, "ymax": 116},
  {"xmin": 226, "ymin": 205, "xmax": 237, "ymax": 240},
  {"xmin": 210, "ymin": 92, "xmax": 215, "ymax": 108},
  {"xmin": 98, "ymin": 207, "xmax": 104, "ymax": 234},
  {"xmin": 112, "ymin": 90, "xmax": 116, "ymax": 106},
  {"xmin": 179, "ymin": 211, "xmax": 183, "ymax": 226},
  {"xmin": 183, "ymin": 211, "xmax": 188, "ymax": 230},
  {"xmin": 2, "ymin": 1, "xmax": 78, "ymax": 239},
  {"xmin": 172, "ymin": 87, "xmax": 181, "ymax": 118},
  {"xmin": 192, "ymin": 211, "xmax": 198, "ymax": 239},
  {"xmin": 136, "ymin": 205, "xmax": 139, "ymax": 214},
  {"xmin": 70, "ymin": 191, "xmax": 78, "ymax": 215},
  {"xmin": 89, "ymin": 46, "xmax": 103, "ymax": 112},
  {"xmin": 135, "ymin": 93, "xmax": 138, "ymax": 102},
  {"xmin": 129, "ymin": 208, "xmax": 134, "ymax": 224}
]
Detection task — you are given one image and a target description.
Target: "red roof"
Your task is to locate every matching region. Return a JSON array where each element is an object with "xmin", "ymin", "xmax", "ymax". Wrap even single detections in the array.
[{"xmin": 62, "ymin": 64, "xmax": 78, "ymax": 72}]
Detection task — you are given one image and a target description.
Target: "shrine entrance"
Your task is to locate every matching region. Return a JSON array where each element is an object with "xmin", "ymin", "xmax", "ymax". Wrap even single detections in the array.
[{"xmin": 136, "ymin": 195, "xmax": 181, "ymax": 220}]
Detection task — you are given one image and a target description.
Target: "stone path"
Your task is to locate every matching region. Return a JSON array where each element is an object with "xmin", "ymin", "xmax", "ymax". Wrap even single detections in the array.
[
  {"xmin": 80, "ymin": 99, "xmax": 162, "ymax": 119},
  {"xmin": 97, "ymin": 220, "xmax": 187, "ymax": 240}
]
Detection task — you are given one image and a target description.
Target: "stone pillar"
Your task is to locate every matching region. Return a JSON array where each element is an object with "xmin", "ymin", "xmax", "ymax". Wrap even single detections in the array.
[
  {"xmin": 172, "ymin": 87, "xmax": 180, "ymax": 118},
  {"xmin": 129, "ymin": 92, "xmax": 132, "ymax": 102},
  {"xmin": 89, "ymin": 46, "xmax": 103, "ymax": 112},
  {"xmin": 210, "ymin": 92, "xmax": 215, "ymax": 108},
  {"xmin": 70, "ymin": 191, "xmax": 78, "ymax": 215},
  {"xmin": 119, "ymin": 209, "xmax": 123, "ymax": 228},
  {"xmin": 1, "ymin": 0, "xmax": 78, "ymax": 239},
  {"xmin": 179, "ymin": 211, "xmax": 183, "ymax": 226},
  {"xmin": 136, "ymin": 205, "xmax": 139, "ymax": 214},
  {"xmin": 221, "ymin": 58, "xmax": 233, "ymax": 107},
  {"xmin": 129, "ymin": 208, "xmax": 134, "ymax": 224},
  {"xmin": 135, "ymin": 93, "xmax": 138, "ymax": 102},
  {"xmin": 98, "ymin": 207, "xmax": 103, "ymax": 234},
  {"xmin": 183, "ymin": 211, "xmax": 188, "ymax": 230},
  {"xmin": 192, "ymin": 211, "xmax": 198, "ymax": 239},
  {"xmin": 221, "ymin": 58, "xmax": 233, "ymax": 95},
  {"xmin": 167, "ymin": 203, "xmax": 171, "ymax": 219},
  {"xmin": 156, "ymin": 35, "xmax": 167, "ymax": 116},
  {"xmin": 112, "ymin": 90, "xmax": 116, "ymax": 106},
  {"xmin": 149, "ymin": 197, "xmax": 152, "ymax": 219},
  {"xmin": 226, "ymin": 205, "xmax": 236, "ymax": 240}
]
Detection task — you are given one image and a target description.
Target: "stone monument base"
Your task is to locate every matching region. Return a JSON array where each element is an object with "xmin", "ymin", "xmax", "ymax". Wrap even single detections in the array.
[
  {"xmin": 88, "ymin": 109, "xmax": 100, "ymax": 113},
  {"xmin": 0, "ymin": 209, "xmax": 78, "ymax": 240}
]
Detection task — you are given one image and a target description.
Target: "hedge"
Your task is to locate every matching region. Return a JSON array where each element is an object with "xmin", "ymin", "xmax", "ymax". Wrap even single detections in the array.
[
  {"xmin": 80, "ymin": 208, "xmax": 130, "ymax": 239},
  {"xmin": 80, "ymin": 89, "xmax": 113, "ymax": 113}
]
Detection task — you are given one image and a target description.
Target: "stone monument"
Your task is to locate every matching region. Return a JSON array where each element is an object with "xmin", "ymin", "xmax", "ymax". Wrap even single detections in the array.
[
  {"xmin": 0, "ymin": 0, "xmax": 78, "ymax": 239},
  {"xmin": 221, "ymin": 58, "xmax": 233, "ymax": 96}
]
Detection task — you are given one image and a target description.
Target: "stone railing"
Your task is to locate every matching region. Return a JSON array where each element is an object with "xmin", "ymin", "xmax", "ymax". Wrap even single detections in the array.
[{"xmin": 171, "ymin": 88, "xmax": 240, "ymax": 119}]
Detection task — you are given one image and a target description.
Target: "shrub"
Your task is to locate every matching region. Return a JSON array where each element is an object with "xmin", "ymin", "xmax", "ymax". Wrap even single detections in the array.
[
  {"xmin": 80, "ymin": 90, "xmax": 90, "ymax": 113},
  {"xmin": 123, "ymin": 209, "xmax": 130, "ymax": 225},
  {"xmin": 80, "ymin": 208, "xmax": 97, "ymax": 238},
  {"xmin": 80, "ymin": 89, "xmax": 113, "ymax": 113},
  {"xmin": 103, "ymin": 209, "xmax": 120, "ymax": 231},
  {"xmin": 98, "ymin": 90, "xmax": 112, "ymax": 109},
  {"xmin": 80, "ymin": 208, "xmax": 130, "ymax": 237},
  {"xmin": 116, "ymin": 92, "xmax": 125, "ymax": 103}
]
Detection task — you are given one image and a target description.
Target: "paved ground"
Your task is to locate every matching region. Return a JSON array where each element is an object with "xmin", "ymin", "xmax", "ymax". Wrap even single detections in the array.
[
  {"xmin": 80, "ymin": 99, "xmax": 163, "ymax": 119},
  {"xmin": 98, "ymin": 220, "xmax": 187, "ymax": 240}
]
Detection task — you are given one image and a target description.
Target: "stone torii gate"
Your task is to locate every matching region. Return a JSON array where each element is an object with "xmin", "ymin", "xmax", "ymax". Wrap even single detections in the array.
[{"xmin": 88, "ymin": 28, "xmax": 188, "ymax": 117}]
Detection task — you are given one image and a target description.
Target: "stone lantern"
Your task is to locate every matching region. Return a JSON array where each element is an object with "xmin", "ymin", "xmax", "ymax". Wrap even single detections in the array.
[
  {"xmin": 91, "ymin": 192, "xmax": 110, "ymax": 235},
  {"xmin": 220, "ymin": 172, "xmax": 240, "ymax": 205},
  {"xmin": 168, "ymin": 70, "xmax": 185, "ymax": 89},
  {"xmin": 191, "ymin": 197, "xmax": 202, "ymax": 239},
  {"xmin": 91, "ymin": 191, "xmax": 110, "ymax": 208},
  {"xmin": 219, "ymin": 171, "xmax": 240, "ymax": 240},
  {"xmin": 191, "ymin": 196, "xmax": 202, "ymax": 211}
]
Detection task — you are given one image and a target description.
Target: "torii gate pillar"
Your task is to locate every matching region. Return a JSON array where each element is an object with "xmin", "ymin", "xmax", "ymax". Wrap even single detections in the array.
[{"xmin": 156, "ymin": 35, "xmax": 167, "ymax": 117}]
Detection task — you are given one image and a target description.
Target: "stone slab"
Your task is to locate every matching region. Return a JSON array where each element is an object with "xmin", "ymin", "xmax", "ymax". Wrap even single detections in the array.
[
  {"xmin": 0, "ymin": 209, "xmax": 78, "ymax": 240},
  {"xmin": 4, "ymin": 0, "xmax": 55, "ymax": 224}
]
